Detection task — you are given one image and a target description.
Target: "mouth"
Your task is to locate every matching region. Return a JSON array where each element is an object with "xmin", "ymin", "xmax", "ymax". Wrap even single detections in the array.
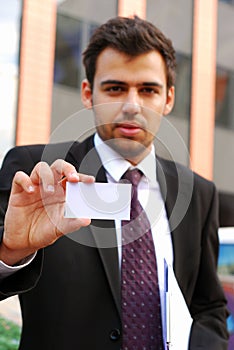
[{"xmin": 115, "ymin": 122, "xmax": 143, "ymax": 137}]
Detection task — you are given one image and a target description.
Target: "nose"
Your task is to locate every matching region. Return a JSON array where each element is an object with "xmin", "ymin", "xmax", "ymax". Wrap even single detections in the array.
[{"xmin": 122, "ymin": 89, "xmax": 141, "ymax": 115}]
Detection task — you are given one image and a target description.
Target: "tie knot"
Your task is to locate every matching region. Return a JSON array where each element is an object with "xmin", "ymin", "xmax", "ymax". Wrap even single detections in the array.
[{"xmin": 121, "ymin": 168, "xmax": 143, "ymax": 187}]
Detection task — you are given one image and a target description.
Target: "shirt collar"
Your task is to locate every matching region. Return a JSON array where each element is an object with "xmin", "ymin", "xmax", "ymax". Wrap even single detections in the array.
[{"xmin": 94, "ymin": 133, "xmax": 157, "ymax": 184}]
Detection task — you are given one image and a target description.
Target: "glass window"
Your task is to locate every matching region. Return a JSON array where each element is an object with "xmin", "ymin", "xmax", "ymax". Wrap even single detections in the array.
[
  {"xmin": 172, "ymin": 53, "xmax": 192, "ymax": 120},
  {"xmin": 51, "ymin": 0, "xmax": 117, "ymax": 135},
  {"xmin": 215, "ymin": 67, "xmax": 234, "ymax": 130},
  {"xmin": 89, "ymin": 22, "xmax": 98, "ymax": 38},
  {"xmin": 216, "ymin": 0, "xmax": 234, "ymax": 131},
  {"xmin": 219, "ymin": 0, "xmax": 234, "ymax": 6},
  {"xmin": 213, "ymin": 2, "xmax": 234, "ymax": 194},
  {"xmin": 146, "ymin": 0, "xmax": 193, "ymax": 122},
  {"xmin": 146, "ymin": 0, "xmax": 193, "ymax": 165},
  {"xmin": 54, "ymin": 13, "xmax": 99, "ymax": 89},
  {"xmin": 54, "ymin": 14, "xmax": 83, "ymax": 88}
]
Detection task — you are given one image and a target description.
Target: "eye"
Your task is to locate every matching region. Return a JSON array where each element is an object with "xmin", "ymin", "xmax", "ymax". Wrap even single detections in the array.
[
  {"xmin": 140, "ymin": 87, "xmax": 159, "ymax": 94},
  {"xmin": 107, "ymin": 86, "xmax": 123, "ymax": 92},
  {"xmin": 104, "ymin": 85, "xmax": 126, "ymax": 95}
]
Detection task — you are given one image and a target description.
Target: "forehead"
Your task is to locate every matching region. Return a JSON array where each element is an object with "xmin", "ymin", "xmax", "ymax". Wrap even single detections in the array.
[{"xmin": 94, "ymin": 48, "xmax": 167, "ymax": 85}]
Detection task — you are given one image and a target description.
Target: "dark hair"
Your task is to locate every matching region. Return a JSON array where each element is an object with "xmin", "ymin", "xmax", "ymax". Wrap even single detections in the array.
[{"xmin": 83, "ymin": 16, "xmax": 176, "ymax": 90}]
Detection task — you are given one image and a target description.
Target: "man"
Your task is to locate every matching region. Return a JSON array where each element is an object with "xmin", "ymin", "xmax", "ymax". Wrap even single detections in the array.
[{"xmin": 0, "ymin": 16, "xmax": 229, "ymax": 349}]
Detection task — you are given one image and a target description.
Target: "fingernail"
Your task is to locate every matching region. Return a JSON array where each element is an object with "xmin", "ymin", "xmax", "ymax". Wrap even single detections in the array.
[
  {"xmin": 28, "ymin": 185, "xmax": 34, "ymax": 193},
  {"xmin": 47, "ymin": 185, "xmax": 55, "ymax": 192},
  {"xmin": 70, "ymin": 172, "xmax": 79, "ymax": 180}
]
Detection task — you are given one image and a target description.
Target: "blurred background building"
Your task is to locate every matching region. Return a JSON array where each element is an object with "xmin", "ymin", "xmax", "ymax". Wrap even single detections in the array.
[
  {"xmin": 1, "ymin": 0, "xmax": 234, "ymax": 217},
  {"xmin": 0, "ymin": 0, "xmax": 234, "ymax": 345}
]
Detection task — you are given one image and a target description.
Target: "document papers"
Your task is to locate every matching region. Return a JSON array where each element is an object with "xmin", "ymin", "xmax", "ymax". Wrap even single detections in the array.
[
  {"xmin": 164, "ymin": 260, "xmax": 193, "ymax": 350},
  {"xmin": 65, "ymin": 182, "xmax": 132, "ymax": 220}
]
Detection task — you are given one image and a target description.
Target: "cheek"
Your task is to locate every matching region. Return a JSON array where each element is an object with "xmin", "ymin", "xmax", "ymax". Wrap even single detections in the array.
[
  {"xmin": 143, "ymin": 109, "xmax": 162, "ymax": 136},
  {"xmin": 93, "ymin": 102, "xmax": 122, "ymax": 126},
  {"xmin": 95, "ymin": 108, "xmax": 112, "ymax": 140}
]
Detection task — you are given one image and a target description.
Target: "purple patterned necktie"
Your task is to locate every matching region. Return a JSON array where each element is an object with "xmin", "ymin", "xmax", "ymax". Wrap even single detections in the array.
[{"xmin": 121, "ymin": 168, "xmax": 163, "ymax": 350}]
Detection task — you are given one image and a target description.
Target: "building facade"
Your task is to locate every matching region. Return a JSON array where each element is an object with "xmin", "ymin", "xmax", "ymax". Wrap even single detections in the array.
[{"xmin": 0, "ymin": 0, "xmax": 234, "ymax": 211}]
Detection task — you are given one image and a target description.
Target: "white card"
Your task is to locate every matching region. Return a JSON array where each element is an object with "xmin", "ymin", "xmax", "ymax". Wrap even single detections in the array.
[{"xmin": 65, "ymin": 182, "xmax": 132, "ymax": 220}]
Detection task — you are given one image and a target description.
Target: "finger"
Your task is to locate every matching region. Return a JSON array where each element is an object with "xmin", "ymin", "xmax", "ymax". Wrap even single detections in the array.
[
  {"xmin": 76, "ymin": 173, "xmax": 95, "ymax": 183},
  {"xmin": 51, "ymin": 159, "xmax": 79, "ymax": 183},
  {"xmin": 51, "ymin": 159, "xmax": 95, "ymax": 183},
  {"xmin": 12, "ymin": 171, "xmax": 35, "ymax": 194},
  {"xmin": 30, "ymin": 162, "xmax": 55, "ymax": 193},
  {"xmin": 55, "ymin": 218, "xmax": 91, "ymax": 238}
]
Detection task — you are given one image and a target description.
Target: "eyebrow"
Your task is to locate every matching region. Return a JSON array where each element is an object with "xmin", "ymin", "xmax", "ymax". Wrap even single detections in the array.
[{"xmin": 100, "ymin": 80, "xmax": 163, "ymax": 88}]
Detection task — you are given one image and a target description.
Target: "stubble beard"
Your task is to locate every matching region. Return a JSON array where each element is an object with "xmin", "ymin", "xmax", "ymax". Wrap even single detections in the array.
[{"xmin": 106, "ymin": 137, "xmax": 152, "ymax": 164}]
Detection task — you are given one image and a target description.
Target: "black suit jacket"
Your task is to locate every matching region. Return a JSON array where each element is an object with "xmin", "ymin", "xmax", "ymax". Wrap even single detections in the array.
[{"xmin": 0, "ymin": 135, "xmax": 229, "ymax": 349}]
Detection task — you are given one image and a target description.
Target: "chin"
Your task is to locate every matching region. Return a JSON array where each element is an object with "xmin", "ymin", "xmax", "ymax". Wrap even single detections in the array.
[{"xmin": 109, "ymin": 137, "xmax": 149, "ymax": 161}]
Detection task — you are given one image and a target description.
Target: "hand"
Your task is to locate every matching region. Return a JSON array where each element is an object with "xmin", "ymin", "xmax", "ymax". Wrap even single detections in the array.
[{"xmin": 0, "ymin": 159, "xmax": 95, "ymax": 265}]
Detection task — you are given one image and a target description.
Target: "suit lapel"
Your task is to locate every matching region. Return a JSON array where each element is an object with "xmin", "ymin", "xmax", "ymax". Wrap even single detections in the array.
[
  {"xmin": 156, "ymin": 157, "xmax": 194, "ymax": 278},
  {"xmin": 89, "ymin": 220, "xmax": 121, "ymax": 317},
  {"xmin": 66, "ymin": 136, "xmax": 121, "ymax": 317}
]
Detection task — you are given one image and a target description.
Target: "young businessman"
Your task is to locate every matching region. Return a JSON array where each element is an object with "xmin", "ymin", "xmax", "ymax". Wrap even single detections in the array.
[{"xmin": 0, "ymin": 16, "xmax": 229, "ymax": 349}]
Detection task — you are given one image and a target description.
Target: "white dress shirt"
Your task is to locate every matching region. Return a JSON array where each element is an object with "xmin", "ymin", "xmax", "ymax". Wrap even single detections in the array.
[{"xmin": 94, "ymin": 133, "xmax": 173, "ymax": 337}]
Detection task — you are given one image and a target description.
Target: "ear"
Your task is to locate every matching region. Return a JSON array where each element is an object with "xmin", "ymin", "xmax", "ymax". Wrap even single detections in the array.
[
  {"xmin": 81, "ymin": 79, "xmax": 93, "ymax": 109},
  {"xmin": 163, "ymin": 86, "xmax": 175, "ymax": 116}
]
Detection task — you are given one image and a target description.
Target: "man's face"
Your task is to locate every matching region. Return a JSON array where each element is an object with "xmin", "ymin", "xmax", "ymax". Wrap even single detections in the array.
[{"xmin": 82, "ymin": 48, "xmax": 174, "ymax": 164}]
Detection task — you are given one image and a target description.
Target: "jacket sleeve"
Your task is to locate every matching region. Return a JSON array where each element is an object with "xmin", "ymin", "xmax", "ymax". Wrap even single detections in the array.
[
  {"xmin": 0, "ymin": 145, "xmax": 45, "ymax": 300},
  {"xmin": 189, "ymin": 182, "xmax": 229, "ymax": 350}
]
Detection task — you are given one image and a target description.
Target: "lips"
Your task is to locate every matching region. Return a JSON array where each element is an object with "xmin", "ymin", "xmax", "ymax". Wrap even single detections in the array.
[{"xmin": 116, "ymin": 122, "xmax": 143, "ymax": 137}]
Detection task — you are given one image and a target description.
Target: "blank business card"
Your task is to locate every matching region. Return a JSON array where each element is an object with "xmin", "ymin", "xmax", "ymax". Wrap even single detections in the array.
[{"xmin": 65, "ymin": 182, "xmax": 131, "ymax": 220}]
